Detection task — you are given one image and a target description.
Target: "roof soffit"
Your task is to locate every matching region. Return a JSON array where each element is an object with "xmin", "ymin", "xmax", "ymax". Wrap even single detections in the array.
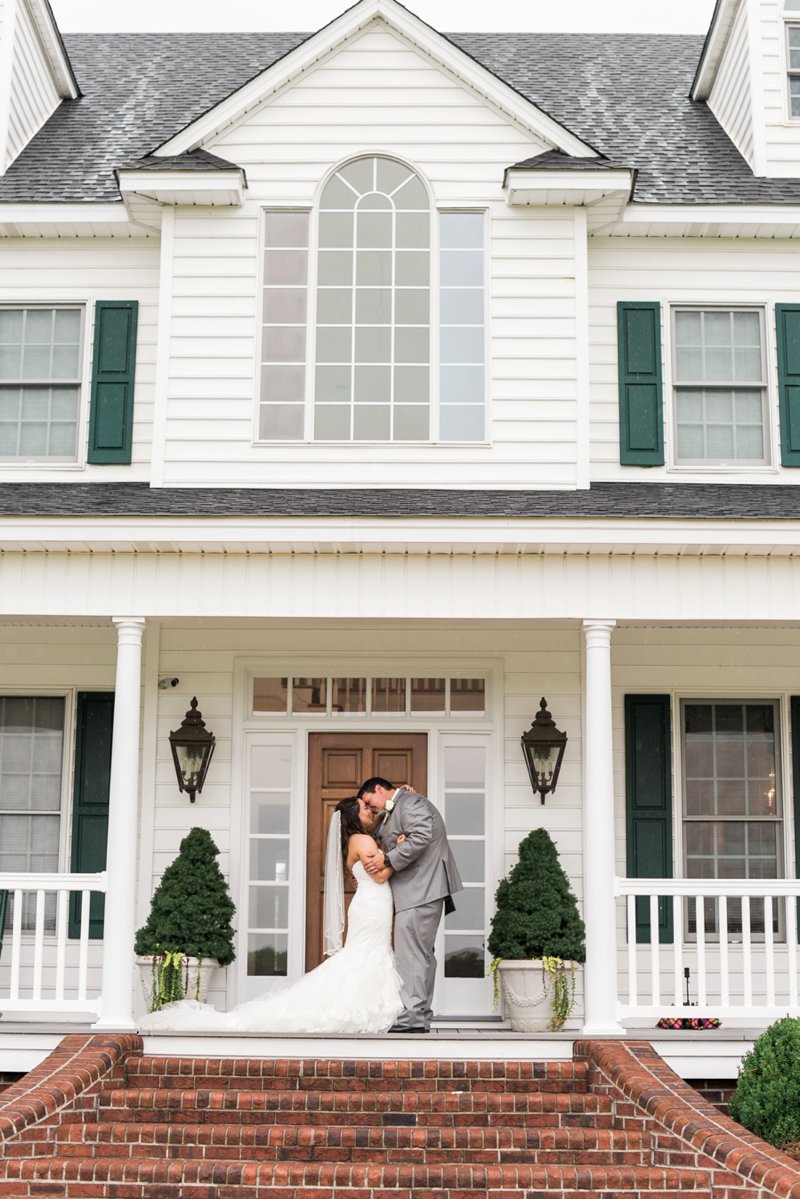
[{"xmin": 154, "ymin": 0, "xmax": 598, "ymax": 161}]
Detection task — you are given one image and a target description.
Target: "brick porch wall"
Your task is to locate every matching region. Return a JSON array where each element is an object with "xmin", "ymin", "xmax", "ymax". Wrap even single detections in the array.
[{"xmin": 577, "ymin": 1039, "xmax": 800, "ymax": 1199}]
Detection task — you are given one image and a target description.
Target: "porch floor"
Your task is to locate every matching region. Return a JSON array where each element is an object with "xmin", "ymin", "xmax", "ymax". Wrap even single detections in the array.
[{"xmin": 0, "ymin": 1017, "xmax": 764, "ymax": 1079}]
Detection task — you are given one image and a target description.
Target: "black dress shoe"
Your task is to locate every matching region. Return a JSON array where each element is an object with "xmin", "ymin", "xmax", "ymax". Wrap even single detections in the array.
[{"xmin": 387, "ymin": 1024, "xmax": 429, "ymax": 1033}]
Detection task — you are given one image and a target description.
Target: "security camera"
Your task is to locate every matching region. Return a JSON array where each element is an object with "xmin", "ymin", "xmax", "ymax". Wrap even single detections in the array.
[{"xmin": 158, "ymin": 677, "xmax": 180, "ymax": 690}]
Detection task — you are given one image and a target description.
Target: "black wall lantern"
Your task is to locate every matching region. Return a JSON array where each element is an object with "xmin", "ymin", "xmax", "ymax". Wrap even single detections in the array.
[
  {"xmin": 521, "ymin": 697, "xmax": 568, "ymax": 804},
  {"xmin": 169, "ymin": 697, "xmax": 216, "ymax": 803}
]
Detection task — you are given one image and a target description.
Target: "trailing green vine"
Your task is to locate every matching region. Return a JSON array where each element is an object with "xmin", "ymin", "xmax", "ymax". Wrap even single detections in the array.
[{"xmin": 147, "ymin": 950, "xmax": 208, "ymax": 1010}]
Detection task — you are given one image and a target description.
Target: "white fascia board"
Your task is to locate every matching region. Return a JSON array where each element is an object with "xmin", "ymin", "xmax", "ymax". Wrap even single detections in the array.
[
  {"xmin": 2, "ymin": 515, "xmax": 800, "ymax": 555},
  {"xmin": 117, "ymin": 169, "xmax": 245, "ymax": 206},
  {"xmin": 620, "ymin": 203, "xmax": 800, "ymax": 228},
  {"xmin": 25, "ymin": 0, "xmax": 80, "ymax": 98},
  {"xmin": 692, "ymin": 0, "xmax": 739, "ymax": 101},
  {"xmin": 505, "ymin": 169, "xmax": 634, "ymax": 206},
  {"xmin": 155, "ymin": 0, "xmax": 596, "ymax": 160},
  {"xmin": 0, "ymin": 202, "xmax": 135, "ymax": 226}
]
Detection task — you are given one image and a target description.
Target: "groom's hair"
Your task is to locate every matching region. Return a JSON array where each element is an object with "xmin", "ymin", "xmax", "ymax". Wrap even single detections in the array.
[{"xmin": 358, "ymin": 776, "xmax": 393, "ymax": 796}]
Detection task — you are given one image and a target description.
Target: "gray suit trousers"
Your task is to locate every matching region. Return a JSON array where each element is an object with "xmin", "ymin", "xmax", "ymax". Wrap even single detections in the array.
[{"xmin": 393, "ymin": 897, "xmax": 444, "ymax": 1030}]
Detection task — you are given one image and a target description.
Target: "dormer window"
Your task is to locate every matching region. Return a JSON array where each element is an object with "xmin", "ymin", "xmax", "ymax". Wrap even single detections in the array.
[
  {"xmin": 258, "ymin": 155, "xmax": 486, "ymax": 444},
  {"xmin": 785, "ymin": 1, "xmax": 800, "ymax": 116}
]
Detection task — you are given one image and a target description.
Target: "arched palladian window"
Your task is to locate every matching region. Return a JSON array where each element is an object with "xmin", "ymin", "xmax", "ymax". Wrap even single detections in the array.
[{"xmin": 259, "ymin": 155, "xmax": 485, "ymax": 443}]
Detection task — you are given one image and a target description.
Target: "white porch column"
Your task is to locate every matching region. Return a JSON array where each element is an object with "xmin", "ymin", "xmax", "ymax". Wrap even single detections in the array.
[
  {"xmin": 93, "ymin": 617, "xmax": 145, "ymax": 1030},
  {"xmin": 582, "ymin": 619, "xmax": 624, "ymax": 1035}
]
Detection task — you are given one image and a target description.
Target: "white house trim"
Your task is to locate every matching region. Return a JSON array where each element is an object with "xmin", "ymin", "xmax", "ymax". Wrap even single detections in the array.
[
  {"xmin": 692, "ymin": 0, "xmax": 741, "ymax": 100},
  {"xmin": 612, "ymin": 202, "xmax": 800, "ymax": 237},
  {"xmin": 24, "ymin": 0, "xmax": 79, "ymax": 99},
  {"xmin": 154, "ymin": 0, "xmax": 597, "ymax": 161}
]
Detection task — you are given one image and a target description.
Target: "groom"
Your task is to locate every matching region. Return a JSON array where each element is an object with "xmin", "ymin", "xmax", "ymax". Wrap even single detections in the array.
[{"xmin": 359, "ymin": 776, "xmax": 463, "ymax": 1033}]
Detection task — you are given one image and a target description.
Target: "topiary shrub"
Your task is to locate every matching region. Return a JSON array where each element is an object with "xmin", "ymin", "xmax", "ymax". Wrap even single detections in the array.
[
  {"xmin": 728, "ymin": 1017, "xmax": 800, "ymax": 1149},
  {"xmin": 487, "ymin": 827, "xmax": 586, "ymax": 1030},
  {"xmin": 134, "ymin": 827, "xmax": 236, "ymax": 1010},
  {"xmin": 487, "ymin": 827, "xmax": 586, "ymax": 963}
]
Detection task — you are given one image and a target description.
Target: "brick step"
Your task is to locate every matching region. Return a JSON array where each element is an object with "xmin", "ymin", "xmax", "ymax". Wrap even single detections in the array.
[
  {"xmin": 123, "ymin": 1055, "xmax": 588, "ymax": 1093},
  {"xmin": 47, "ymin": 1120, "xmax": 653, "ymax": 1166},
  {"xmin": 92, "ymin": 1085, "xmax": 615, "ymax": 1128},
  {"xmin": 0, "ymin": 1155, "xmax": 714, "ymax": 1199}
]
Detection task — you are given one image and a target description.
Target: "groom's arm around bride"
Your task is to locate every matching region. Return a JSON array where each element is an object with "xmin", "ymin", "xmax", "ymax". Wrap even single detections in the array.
[{"xmin": 359, "ymin": 777, "xmax": 463, "ymax": 1032}]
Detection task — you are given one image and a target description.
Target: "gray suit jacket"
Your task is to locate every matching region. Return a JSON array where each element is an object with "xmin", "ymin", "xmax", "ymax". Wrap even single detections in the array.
[{"xmin": 380, "ymin": 790, "xmax": 463, "ymax": 914}]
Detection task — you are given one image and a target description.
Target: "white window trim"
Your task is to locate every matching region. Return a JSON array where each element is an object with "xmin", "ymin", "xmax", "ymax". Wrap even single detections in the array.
[
  {"xmin": 664, "ymin": 300, "xmax": 778, "ymax": 474},
  {"xmin": 0, "ymin": 303, "xmax": 90, "ymax": 470},
  {"xmin": 783, "ymin": 11, "xmax": 800, "ymax": 122},
  {"xmin": 253, "ymin": 157, "xmax": 490, "ymax": 450}
]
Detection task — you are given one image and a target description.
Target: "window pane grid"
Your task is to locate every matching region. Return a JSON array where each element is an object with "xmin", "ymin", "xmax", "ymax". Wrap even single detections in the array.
[
  {"xmin": 252, "ymin": 675, "xmax": 486, "ymax": 717},
  {"xmin": 0, "ymin": 696, "xmax": 65, "ymax": 934},
  {"xmin": 672, "ymin": 308, "xmax": 768, "ymax": 464},
  {"xmin": 259, "ymin": 212, "xmax": 310, "ymax": 441},
  {"xmin": 788, "ymin": 25, "xmax": 800, "ymax": 115},
  {"xmin": 443, "ymin": 744, "xmax": 487, "ymax": 978},
  {"xmin": 0, "ymin": 308, "xmax": 81, "ymax": 461},
  {"xmin": 682, "ymin": 701, "xmax": 781, "ymax": 938}
]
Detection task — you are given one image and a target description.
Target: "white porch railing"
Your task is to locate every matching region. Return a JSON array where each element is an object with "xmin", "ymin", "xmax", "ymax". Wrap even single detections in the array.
[
  {"xmin": 0, "ymin": 872, "xmax": 107, "ymax": 1015},
  {"xmin": 617, "ymin": 878, "xmax": 800, "ymax": 1019}
]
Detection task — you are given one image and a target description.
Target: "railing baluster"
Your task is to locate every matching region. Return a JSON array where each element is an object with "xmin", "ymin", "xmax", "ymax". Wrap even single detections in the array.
[
  {"xmin": 55, "ymin": 889, "xmax": 67, "ymax": 1001},
  {"xmin": 78, "ymin": 890, "xmax": 90, "ymax": 1002},
  {"xmin": 719, "ymin": 895, "xmax": 729, "ymax": 1007},
  {"xmin": 10, "ymin": 889, "xmax": 22, "ymax": 1000},
  {"xmin": 33, "ymin": 890, "xmax": 45, "ymax": 1000},
  {"xmin": 673, "ymin": 894, "xmax": 683, "ymax": 1009},
  {"xmin": 650, "ymin": 893, "xmax": 661, "ymax": 1006},
  {"xmin": 742, "ymin": 895, "xmax": 752, "ymax": 1009},
  {"xmin": 627, "ymin": 894, "xmax": 637, "ymax": 1006},
  {"xmin": 696, "ymin": 895, "xmax": 707, "ymax": 1006},
  {"xmin": 764, "ymin": 895, "xmax": 775, "ymax": 1008},
  {"xmin": 788, "ymin": 897, "xmax": 798, "ymax": 1010}
]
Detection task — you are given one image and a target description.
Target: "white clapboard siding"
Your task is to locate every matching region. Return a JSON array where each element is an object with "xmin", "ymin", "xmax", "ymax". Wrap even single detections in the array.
[
  {"xmin": 0, "ymin": 238, "xmax": 159, "ymax": 481},
  {"xmin": 708, "ymin": 0, "xmax": 755, "ymax": 166},
  {"xmin": 759, "ymin": 0, "xmax": 800, "ymax": 176},
  {"xmin": 159, "ymin": 21, "xmax": 583, "ymax": 489},
  {"xmin": 588, "ymin": 235, "xmax": 800, "ymax": 481},
  {"xmin": 4, "ymin": 0, "xmax": 60, "ymax": 171}
]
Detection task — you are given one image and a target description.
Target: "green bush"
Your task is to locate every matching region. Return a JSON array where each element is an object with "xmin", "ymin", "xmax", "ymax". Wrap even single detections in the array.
[
  {"xmin": 487, "ymin": 827, "xmax": 585, "ymax": 963},
  {"xmin": 134, "ymin": 826, "xmax": 236, "ymax": 966},
  {"xmin": 728, "ymin": 1017, "xmax": 800, "ymax": 1149}
]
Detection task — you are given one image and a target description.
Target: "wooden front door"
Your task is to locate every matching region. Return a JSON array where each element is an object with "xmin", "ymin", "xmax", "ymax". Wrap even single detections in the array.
[{"xmin": 305, "ymin": 733, "xmax": 427, "ymax": 970}]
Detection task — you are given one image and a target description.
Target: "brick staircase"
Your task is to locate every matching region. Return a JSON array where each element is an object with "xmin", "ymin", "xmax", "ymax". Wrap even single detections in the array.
[{"xmin": 0, "ymin": 1052, "xmax": 714, "ymax": 1198}]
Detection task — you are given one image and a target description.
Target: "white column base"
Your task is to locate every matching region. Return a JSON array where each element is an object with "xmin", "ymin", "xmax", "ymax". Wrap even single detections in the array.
[{"xmin": 582, "ymin": 1019, "xmax": 626, "ymax": 1037}]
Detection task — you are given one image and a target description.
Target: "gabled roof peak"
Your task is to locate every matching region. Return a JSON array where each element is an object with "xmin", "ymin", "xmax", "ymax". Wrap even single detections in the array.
[{"xmin": 154, "ymin": 0, "xmax": 597, "ymax": 161}]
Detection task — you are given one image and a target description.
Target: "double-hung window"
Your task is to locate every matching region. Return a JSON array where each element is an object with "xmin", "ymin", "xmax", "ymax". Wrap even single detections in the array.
[
  {"xmin": 0, "ymin": 696, "xmax": 65, "ymax": 932},
  {"xmin": 0, "ymin": 307, "xmax": 83, "ymax": 462},
  {"xmin": 682, "ymin": 700, "xmax": 781, "ymax": 936},
  {"xmin": 259, "ymin": 155, "xmax": 485, "ymax": 443},
  {"xmin": 671, "ymin": 307, "xmax": 769, "ymax": 466},
  {"xmin": 786, "ymin": 1, "xmax": 800, "ymax": 116}
]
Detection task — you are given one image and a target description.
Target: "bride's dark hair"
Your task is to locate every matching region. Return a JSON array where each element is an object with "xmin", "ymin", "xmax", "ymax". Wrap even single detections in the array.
[{"xmin": 335, "ymin": 795, "xmax": 366, "ymax": 860}]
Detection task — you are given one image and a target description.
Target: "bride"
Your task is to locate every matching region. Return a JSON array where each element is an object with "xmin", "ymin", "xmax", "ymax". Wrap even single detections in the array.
[{"xmin": 139, "ymin": 795, "xmax": 403, "ymax": 1034}]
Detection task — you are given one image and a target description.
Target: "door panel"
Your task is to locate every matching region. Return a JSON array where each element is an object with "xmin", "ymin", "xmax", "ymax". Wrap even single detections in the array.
[{"xmin": 306, "ymin": 733, "xmax": 427, "ymax": 970}]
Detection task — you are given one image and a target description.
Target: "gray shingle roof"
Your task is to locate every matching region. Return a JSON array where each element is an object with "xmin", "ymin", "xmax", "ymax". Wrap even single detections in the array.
[
  {"xmin": 1, "ymin": 482, "xmax": 799, "ymax": 520},
  {"xmin": 1, "ymin": 29, "xmax": 798, "ymax": 205},
  {"xmin": 121, "ymin": 148, "xmax": 242, "ymax": 171}
]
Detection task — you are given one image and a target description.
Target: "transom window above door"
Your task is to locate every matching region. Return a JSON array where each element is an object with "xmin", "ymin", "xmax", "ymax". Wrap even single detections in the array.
[
  {"xmin": 258, "ymin": 155, "xmax": 486, "ymax": 444},
  {"xmin": 671, "ymin": 308, "xmax": 769, "ymax": 466},
  {"xmin": 252, "ymin": 675, "xmax": 485, "ymax": 717}
]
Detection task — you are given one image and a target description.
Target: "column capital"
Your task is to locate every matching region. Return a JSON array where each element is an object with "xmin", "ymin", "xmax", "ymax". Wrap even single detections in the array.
[{"xmin": 583, "ymin": 619, "xmax": 616, "ymax": 648}]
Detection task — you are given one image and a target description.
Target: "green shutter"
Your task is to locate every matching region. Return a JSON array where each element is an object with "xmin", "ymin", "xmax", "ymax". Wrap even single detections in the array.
[
  {"xmin": 617, "ymin": 301, "xmax": 664, "ymax": 466},
  {"xmin": 69, "ymin": 692, "xmax": 114, "ymax": 939},
  {"xmin": 776, "ymin": 305, "xmax": 800, "ymax": 466},
  {"xmin": 791, "ymin": 697, "xmax": 800, "ymax": 939},
  {"xmin": 625, "ymin": 694, "xmax": 673, "ymax": 943},
  {"xmin": 87, "ymin": 300, "xmax": 138, "ymax": 464}
]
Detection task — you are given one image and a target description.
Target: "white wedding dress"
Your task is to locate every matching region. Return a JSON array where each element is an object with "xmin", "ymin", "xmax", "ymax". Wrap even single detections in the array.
[{"xmin": 140, "ymin": 861, "xmax": 403, "ymax": 1035}]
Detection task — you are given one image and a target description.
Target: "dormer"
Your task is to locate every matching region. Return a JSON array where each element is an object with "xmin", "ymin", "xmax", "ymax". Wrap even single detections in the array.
[
  {"xmin": 0, "ymin": 0, "xmax": 79, "ymax": 176},
  {"xmin": 693, "ymin": 0, "xmax": 800, "ymax": 178}
]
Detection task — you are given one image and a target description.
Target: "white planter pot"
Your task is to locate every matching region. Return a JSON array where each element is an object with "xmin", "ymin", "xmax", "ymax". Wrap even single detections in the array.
[
  {"xmin": 136, "ymin": 955, "xmax": 220, "ymax": 1011},
  {"xmin": 496, "ymin": 959, "xmax": 577, "ymax": 1033}
]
